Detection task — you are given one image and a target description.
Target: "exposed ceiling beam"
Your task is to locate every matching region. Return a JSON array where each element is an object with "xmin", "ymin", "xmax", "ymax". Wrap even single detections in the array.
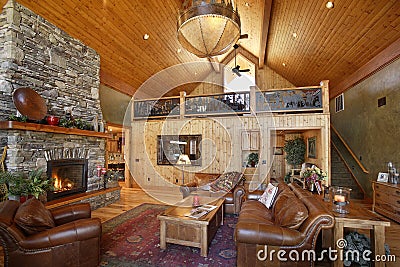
[
  {"xmin": 258, "ymin": 0, "xmax": 273, "ymax": 68},
  {"xmin": 330, "ymin": 37, "xmax": 400, "ymax": 99},
  {"xmin": 100, "ymin": 70, "xmax": 135, "ymax": 97}
]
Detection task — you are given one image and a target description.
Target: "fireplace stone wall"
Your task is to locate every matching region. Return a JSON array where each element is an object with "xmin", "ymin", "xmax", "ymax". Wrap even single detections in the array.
[{"xmin": 0, "ymin": 1, "xmax": 113, "ymax": 199}]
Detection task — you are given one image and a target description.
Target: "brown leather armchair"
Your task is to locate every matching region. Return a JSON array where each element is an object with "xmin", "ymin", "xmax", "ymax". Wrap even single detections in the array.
[{"xmin": 0, "ymin": 200, "xmax": 101, "ymax": 267}]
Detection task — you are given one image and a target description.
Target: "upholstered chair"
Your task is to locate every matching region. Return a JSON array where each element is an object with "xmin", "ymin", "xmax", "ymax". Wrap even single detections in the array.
[{"xmin": 0, "ymin": 199, "xmax": 101, "ymax": 267}]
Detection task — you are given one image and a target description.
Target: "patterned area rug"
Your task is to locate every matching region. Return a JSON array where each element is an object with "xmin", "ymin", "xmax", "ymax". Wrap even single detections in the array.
[{"xmin": 100, "ymin": 203, "xmax": 237, "ymax": 267}]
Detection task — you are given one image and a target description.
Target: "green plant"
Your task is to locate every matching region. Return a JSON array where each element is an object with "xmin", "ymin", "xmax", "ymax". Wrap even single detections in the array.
[
  {"xmin": 0, "ymin": 171, "xmax": 26, "ymax": 196},
  {"xmin": 25, "ymin": 169, "xmax": 54, "ymax": 198},
  {"xmin": 8, "ymin": 114, "xmax": 28, "ymax": 122},
  {"xmin": 247, "ymin": 152, "xmax": 259, "ymax": 167},
  {"xmin": 283, "ymin": 137, "xmax": 306, "ymax": 167}
]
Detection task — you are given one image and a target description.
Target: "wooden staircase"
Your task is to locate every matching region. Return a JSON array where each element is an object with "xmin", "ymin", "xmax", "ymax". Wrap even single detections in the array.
[{"xmin": 330, "ymin": 148, "xmax": 364, "ymax": 199}]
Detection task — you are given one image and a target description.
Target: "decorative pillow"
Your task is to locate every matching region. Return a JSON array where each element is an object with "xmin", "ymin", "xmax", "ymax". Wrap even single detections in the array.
[
  {"xmin": 258, "ymin": 183, "xmax": 278, "ymax": 208},
  {"xmin": 14, "ymin": 198, "xmax": 55, "ymax": 235},
  {"xmin": 273, "ymin": 194, "xmax": 309, "ymax": 230}
]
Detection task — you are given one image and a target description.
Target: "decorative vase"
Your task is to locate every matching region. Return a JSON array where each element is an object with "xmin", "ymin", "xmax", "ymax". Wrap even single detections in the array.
[{"xmin": 46, "ymin": 115, "xmax": 59, "ymax": 126}]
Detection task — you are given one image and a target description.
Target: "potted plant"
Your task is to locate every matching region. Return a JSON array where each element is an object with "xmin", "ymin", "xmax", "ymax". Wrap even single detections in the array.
[
  {"xmin": 247, "ymin": 152, "xmax": 259, "ymax": 167},
  {"xmin": 25, "ymin": 169, "xmax": 54, "ymax": 202},
  {"xmin": 0, "ymin": 171, "xmax": 26, "ymax": 201},
  {"xmin": 283, "ymin": 137, "xmax": 306, "ymax": 168}
]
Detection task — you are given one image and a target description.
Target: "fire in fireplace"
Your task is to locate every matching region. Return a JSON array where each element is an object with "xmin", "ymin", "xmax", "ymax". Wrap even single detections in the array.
[{"xmin": 47, "ymin": 159, "xmax": 88, "ymax": 201}]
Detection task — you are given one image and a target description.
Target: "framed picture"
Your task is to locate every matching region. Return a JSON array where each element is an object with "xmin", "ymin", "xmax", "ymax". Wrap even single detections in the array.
[
  {"xmin": 377, "ymin": 172, "xmax": 389, "ymax": 182},
  {"xmin": 307, "ymin": 137, "xmax": 316, "ymax": 158},
  {"xmin": 273, "ymin": 147, "xmax": 283, "ymax": 155}
]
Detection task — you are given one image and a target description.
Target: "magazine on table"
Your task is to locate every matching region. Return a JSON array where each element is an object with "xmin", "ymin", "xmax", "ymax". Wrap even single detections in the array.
[{"xmin": 185, "ymin": 204, "xmax": 218, "ymax": 219}]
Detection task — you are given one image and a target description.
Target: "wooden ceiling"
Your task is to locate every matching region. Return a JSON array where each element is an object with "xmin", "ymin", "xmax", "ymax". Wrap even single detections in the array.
[{"xmin": 1, "ymin": 0, "xmax": 399, "ymax": 99}]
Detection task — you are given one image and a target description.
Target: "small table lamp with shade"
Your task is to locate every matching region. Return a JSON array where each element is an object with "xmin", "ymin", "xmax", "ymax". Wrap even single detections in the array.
[{"xmin": 176, "ymin": 154, "xmax": 191, "ymax": 184}]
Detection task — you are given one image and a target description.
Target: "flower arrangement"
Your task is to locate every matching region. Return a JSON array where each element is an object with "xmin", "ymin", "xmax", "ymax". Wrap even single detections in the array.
[{"xmin": 302, "ymin": 165, "xmax": 327, "ymax": 192}]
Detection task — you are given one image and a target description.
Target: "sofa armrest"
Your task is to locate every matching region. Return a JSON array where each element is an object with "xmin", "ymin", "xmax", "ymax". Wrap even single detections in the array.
[
  {"xmin": 50, "ymin": 203, "xmax": 91, "ymax": 226},
  {"xmin": 233, "ymin": 185, "xmax": 246, "ymax": 214},
  {"xmin": 246, "ymin": 190, "xmax": 264, "ymax": 201},
  {"xmin": 235, "ymin": 222, "xmax": 304, "ymax": 246},
  {"xmin": 20, "ymin": 218, "xmax": 101, "ymax": 249}
]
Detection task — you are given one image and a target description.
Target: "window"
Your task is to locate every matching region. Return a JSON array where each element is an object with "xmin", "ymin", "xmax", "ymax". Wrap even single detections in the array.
[
  {"xmin": 224, "ymin": 53, "xmax": 255, "ymax": 92},
  {"xmin": 335, "ymin": 93, "xmax": 344, "ymax": 113}
]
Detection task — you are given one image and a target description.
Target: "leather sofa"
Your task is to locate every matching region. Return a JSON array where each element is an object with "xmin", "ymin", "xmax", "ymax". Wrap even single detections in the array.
[
  {"xmin": 235, "ymin": 182, "xmax": 334, "ymax": 267},
  {"xmin": 179, "ymin": 172, "xmax": 245, "ymax": 214},
  {"xmin": 0, "ymin": 199, "xmax": 101, "ymax": 267}
]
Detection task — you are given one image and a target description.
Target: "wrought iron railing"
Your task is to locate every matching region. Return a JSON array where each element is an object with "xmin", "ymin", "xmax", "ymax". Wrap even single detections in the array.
[{"xmin": 132, "ymin": 83, "xmax": 328, "ymax": 119}]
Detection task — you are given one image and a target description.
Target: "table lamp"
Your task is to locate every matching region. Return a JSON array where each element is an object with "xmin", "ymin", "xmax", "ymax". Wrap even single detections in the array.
[{"xmin": 176, "ymin": 154, "xmax": 191, "ymax": 184}]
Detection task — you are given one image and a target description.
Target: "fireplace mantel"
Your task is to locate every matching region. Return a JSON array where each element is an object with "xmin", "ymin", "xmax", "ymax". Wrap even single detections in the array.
[{"xmin": 0, "ymin": 121, "xmax": 111, "ymax": 138}]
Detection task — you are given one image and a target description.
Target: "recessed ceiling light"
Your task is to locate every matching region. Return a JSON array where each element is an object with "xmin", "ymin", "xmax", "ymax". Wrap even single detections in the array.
[
  {"xmin": 109, "ymin": 128, "xmax": 113, "ymax": 132},
  {"xmin": 244, "ymin": 2, "xmax": 250, "ymax": 7},
  {"xmin": 177, "ymin": 48, "xmax": 182, "ymax": 53},
  {"xmin": 282, "ymin": 63, "xmax": 287, "ymax": 67},
  {"xmin": 143, "ymin": 34, "xmax": 150, "ymax": 40},
  {"xmin": 292, "ymin": 32, "xmax": 298, "ymax": 38},
  {"xmin": 326, "ymin": 1, "xmax": 334, "ymax": 9}
]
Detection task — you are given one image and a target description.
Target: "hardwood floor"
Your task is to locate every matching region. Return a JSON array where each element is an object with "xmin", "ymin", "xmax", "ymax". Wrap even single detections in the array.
[{"xmin": 91, "ymin": 183, "xmax": 182, "ymax": 223}]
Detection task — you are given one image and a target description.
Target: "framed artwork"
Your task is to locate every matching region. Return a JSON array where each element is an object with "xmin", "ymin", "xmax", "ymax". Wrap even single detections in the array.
[
  {"xmin": 273, "ymin": 147, "xmax": 283, "ymax": 155},
  {"xmin": 377, "ymin": 172, "xmax": 389, "ymax": 182},
  {"xmin": 307, "ymin": 137, "xmax": 316, "ymax": 158}
]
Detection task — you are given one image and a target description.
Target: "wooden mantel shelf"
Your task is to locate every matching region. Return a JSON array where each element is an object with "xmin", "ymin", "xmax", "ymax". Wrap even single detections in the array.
[{"xmin": 0, "ymin": 121, "xmax": 112, "ymax": 138}]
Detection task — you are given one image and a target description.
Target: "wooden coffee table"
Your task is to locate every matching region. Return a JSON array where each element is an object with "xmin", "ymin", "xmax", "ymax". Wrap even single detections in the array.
[{"xmin": 157, "ymin": 196, "xmax": 224, "ymax": 257}]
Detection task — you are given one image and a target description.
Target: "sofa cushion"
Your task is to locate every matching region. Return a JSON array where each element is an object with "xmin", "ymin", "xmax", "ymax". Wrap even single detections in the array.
[
  {"xmin": 258, "ymin": 183, "xmax": 278, "ymax": 208},
  {"xmin": 273, "ymin": 193, "xmax": 309, "ymax": 229},
  {"xmin": 14, "ymin": 198, "xmax": 55, "ymax": 235}
]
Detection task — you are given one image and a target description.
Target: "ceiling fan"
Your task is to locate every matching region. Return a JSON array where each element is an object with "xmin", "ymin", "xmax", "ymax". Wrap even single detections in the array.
[{"xmin": 232, "ymin": 44, "xmax": 250, "ymax": 77}]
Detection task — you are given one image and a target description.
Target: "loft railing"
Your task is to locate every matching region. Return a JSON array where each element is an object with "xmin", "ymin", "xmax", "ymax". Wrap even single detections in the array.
[
  {"xmin": 132, "ymin": 81, "xmax": 330, "ymax": 119},
  {"xmin": 185, "ymin": 91, "xmax": 250, "ymax": 116}
]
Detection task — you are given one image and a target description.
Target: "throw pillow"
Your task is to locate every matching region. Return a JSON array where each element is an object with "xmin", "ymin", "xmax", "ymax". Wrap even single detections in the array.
[
  {"xmin": 258, "ymin": 183, "xmax": 278, "ymax": 208},
  {"xmin": 14, "ymin": 198, "xmax": 55, "ymax": 235}
]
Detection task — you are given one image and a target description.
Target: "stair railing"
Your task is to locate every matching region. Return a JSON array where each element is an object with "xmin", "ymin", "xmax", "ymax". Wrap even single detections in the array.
[{"xmin": 331, "ymin": 124, "xmax": 369, "ymax": 174}]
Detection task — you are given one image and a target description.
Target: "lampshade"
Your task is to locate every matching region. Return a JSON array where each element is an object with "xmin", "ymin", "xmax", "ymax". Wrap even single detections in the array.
[
  {"xmin": 176, "ymin": 154, "xmax": 191, "ymax": 165},
  {"xmin": 177, "ymin": 0, "xmax": 241, "ymax": 58}
]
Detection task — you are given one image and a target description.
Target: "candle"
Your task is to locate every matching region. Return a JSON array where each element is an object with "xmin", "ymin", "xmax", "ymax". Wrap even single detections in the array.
[{"xmin": 334, "ymin": 195, "xmax": 346, "ymax": 202}]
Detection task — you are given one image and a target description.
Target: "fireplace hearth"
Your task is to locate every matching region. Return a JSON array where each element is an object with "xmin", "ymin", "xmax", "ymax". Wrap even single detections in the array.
[{"xmin": 47, "ymin": 159, "xmax": 88, "ymax": 201}]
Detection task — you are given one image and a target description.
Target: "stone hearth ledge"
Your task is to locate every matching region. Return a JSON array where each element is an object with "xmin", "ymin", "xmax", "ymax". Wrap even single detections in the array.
[{"xmin": 46, "ymin": 186, "xmax": 121, "ymax": 210}]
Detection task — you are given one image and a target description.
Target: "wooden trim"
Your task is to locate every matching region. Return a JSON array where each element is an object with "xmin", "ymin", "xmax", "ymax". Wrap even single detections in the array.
[
  {"xmin": 100, "ymin": 70, "xmax": 135, "ymax": 97},
  {"xmin": 258, "ymin": 0, "xmax": 273, "ymax": 68},
  {"xmin": 105, "ymin": 122, "xmax": 123, "ymax": 128},
  {"xmin": 0, "ymin": 121, "xmax": 111, "ymax": 138},
  {"xmin": 330, "ymin": 37, "xmax": 400, "ymax": 99},
  {"xmin": 331, "ymin": 124, "xmax": 369, "ymax": 174}
]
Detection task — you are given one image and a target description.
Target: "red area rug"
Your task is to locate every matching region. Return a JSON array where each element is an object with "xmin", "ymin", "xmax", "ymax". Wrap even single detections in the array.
[{"xmin": 100, "ymin": 203, "xmax": 237, "ymax": 267}]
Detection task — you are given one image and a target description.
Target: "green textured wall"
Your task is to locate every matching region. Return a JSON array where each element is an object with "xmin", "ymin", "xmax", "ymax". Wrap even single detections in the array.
[
  {"xmin": 99, "ymin": 84, "xmax": 131, "ymax": 125},
  {"xmin": 330, "ymin": 58, "xmax": 400, "ymax": 197}
]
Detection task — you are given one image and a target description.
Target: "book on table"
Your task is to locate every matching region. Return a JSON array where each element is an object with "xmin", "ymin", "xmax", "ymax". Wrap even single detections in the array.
[{"xmin": 186, "ymin": 205, "xmax": 218, "ymax": 219}]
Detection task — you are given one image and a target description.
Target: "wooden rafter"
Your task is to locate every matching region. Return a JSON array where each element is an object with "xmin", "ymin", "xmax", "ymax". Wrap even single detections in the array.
[{"xmin": 258, "ymin": 0, "xmax": 273, "ymax": 68}]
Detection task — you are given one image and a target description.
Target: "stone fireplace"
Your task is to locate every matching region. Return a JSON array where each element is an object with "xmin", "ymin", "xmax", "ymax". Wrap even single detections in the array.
[{"xmin": 0, "ymin": 0, "xmax": 120, "ymax": 208}]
